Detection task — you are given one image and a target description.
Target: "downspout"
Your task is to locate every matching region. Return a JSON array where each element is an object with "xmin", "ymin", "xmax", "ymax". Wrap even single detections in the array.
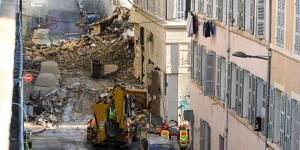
[
  {"xmin": 265, "ymin": 0, "xmax": 272, "ymax": 149},
  {"xmin": 224, "ymin": 0, "xmax": 231, "ymax": 149}
]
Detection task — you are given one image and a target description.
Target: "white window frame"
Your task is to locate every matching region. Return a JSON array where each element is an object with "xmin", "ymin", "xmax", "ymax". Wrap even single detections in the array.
[{"xmin": 177, "ymin": 0, "xmax": 186, "ymax": 19}]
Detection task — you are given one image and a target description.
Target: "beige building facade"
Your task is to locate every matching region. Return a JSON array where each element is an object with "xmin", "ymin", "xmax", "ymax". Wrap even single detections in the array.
[
  {"xmin": 130, "ymin": 0, "xmax": 191, "ymax": 122},
  {"xmin": 189, "ymin": 0, "xmax": 300, "ymax": 150}
]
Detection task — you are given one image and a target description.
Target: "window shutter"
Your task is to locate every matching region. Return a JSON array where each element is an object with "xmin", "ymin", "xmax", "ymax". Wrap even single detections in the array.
[
  {"xmin": 216, "ymin": 56, "xmax": 222, "ymax": 99},
  {"xmin": 207, "ymin": 0, "xmax": 213, "ymax": 17},
  {"xmin": 228, "ymin": 0, "xmax": 233, "ymax": 26},
  {"xmin": 192, "ymin": 42, "xmax": 196, "ymax": 79},
  {"xmin": 276, "ymin": 0, "xmax": 285, "ymax": 47},
  {"xmin": 245, "ymin": 0, "xmax": 255, "ymax": 34},
  {"xmin": 197, "ymin": 45, "xmax": 203, "ymax": 85},
  {"xmin": 200, "ymin": 119, "xmax": 205, "ymax": 150},
  {"xmin": 233, "ymin": 0, "xmax": 238, "ymax": 26},
  {"xmin": 248, "ymin": 75, "xmax": 257, "ymax": 127},
  {"xmin": 220, "ymin": 57, "xmax": 226, "ymax": 101},
  {"xmin": 280, "ymin": 93, "xmax": 287, "ymax": 149},
  {"xmin": 198, "ymin": 0, "xmax": 204, "ymax": 13},
  {"xmin": 285, "ymin": 97, "xmax": 292, "ymax": 150},
  {"xmin": 242, "ymin": 70, "xmax": 250, "ymax": 118},
  {"xmin": 296, "ymin": 102, "xmax": 300, "ymax": 150},
  {"xmin": 295, "ymin": 0, "xmax": 300, "ymax": 54},
  {"xmin": 231, "ymin": 63, "xmax": 237, "ymax": 109},
  {"xmin": 256, "ymin": 0, "xmax": 265, "ymax": 38},
  {"xmin": 222, "ymin": 0, "xmax": 227, "ymax": 22},
  {"xmin": 261, "ymin": 81, "xmax": 267, "ymax": 135},
  {"xmin": 235, "ymin": 67, "xmax": 243, "ymax": 117},
  {"xmin": 269, "ymin": 87, "xmax": 276, "ymax": 140},
  {"xmin": 217, "ymin": 0, "xmax": 223, "ymax": 21},
  {"xmin": 200, "ymin": 119, "xmax": 211, "ymax": 150},
  {"xmin": 204, "ymin": 51, "xmax": 216, "ymax": 96},
  {"xmin": 202, "ymin": 47, "xmax": 207, "ymax": 87},
  {"xmin": 237, "ymin": 0, "xmax": 245, "ymax": 30}
]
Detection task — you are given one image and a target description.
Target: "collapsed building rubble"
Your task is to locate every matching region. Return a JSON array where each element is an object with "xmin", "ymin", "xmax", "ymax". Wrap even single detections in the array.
[
  {"xmin": 25, "ymin": 7, "xmax": 138, "ymax": 85},
  {"xmin": 24, "ymin": 7, "xmax": 144, "ymax": 128}
]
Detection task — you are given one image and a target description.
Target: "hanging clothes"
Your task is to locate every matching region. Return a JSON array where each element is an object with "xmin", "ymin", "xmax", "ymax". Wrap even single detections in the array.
[
  {"xmin": 203, "ymin": 21, "xmax": 215, "ymax": 38},
  {"xmin": 187, "ymin": 12, "xmax": 194, "ymax": 37},
  {"xmin": 192, "ymin": 14, "xmax": 199, "ymax": 34},
  {"xmin": 203, "ymin": 21, "xmax": 211, "ymax": 38},
  {"xmin": 210, "ymin": 21, "xmax": 216, "ymax": 36}
]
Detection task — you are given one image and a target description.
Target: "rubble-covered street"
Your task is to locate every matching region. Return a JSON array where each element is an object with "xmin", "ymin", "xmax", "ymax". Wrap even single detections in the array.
[{"xmin": 23, "ymin": 5, "xmax": 144, "ymax": 150}]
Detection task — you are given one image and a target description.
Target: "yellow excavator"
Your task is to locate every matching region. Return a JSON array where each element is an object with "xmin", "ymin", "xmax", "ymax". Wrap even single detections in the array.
[{"xmin": 86, "ymin": 84, "xmax": 147, "ymax": 146}]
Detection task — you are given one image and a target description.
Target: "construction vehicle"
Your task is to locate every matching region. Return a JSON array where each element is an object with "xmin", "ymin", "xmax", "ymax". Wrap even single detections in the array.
[{"xmin": 86, "ymin": 84, "xmax": 148, "ymax": 146}]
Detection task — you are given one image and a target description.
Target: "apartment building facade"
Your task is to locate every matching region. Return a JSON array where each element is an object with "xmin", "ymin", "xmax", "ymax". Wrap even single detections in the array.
[
  {"xmin": 130, "ymin": 0, "xmax": 191, "ymax": 122},
  {"xmin": 188, "ymin": 0, "xmax": 300, "ymax": 150}
]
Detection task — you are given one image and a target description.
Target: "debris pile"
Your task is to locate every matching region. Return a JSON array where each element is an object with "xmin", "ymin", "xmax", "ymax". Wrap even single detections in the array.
[{"xmin": 25, "ymin": 7, "xmax": 140, "ymax": 85}]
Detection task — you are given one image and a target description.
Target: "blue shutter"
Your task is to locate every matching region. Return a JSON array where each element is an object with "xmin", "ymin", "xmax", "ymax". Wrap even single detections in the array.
[
  {"xmin": 295, "ymin": 0, "xmax": 300, "ymax": 54},
  {"xmin": 216, "ymin": 0, "xmax": 222, "ymax": 21},
  {"xmin": 231, "ymin": 63, "xmax": 237, "ymax": 109},
  {"xmin": 204, "ymin": 51, "xmax": 216, "ymax": 96},
  {"xmin": 242, "ymin": 70, "xmax": 250, "ymax": 118},
  {"xmin": 269, "ymin": 87, "xmax": 275, "ymax": 140},
  {"xmin": 197, "ymin": 45, "xmax": 203, "ymax": 85},
  {"xmin": 296, "ymin": 102, "xmax": 300, "ymax": 150},
  {"xmin": 220, "ymin": 57, "xmax": 226, "ymax": 101},
  {"xmin": 256, "ymin": 0, "xmax": 265, "ymax": 38},
  {"xmin": 280, "ymin": 93, "xmax": 286, "ymax": 150},
  {"xmin": 285, "ymin": 97, "xmax": 292, "ymax": 150},
  {"xmin": 235, "ymin": 67, "xmax": 243, "ymax": 117},
  {"xmin": 222, "ymin": 0, "xmax": 227, "ymax": 22},
  {"xmin": 216, "ymin": 56, "xmax": 222, "ymax": 99}
]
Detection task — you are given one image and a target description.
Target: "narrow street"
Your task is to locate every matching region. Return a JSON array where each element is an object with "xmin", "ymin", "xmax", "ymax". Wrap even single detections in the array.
[{"xmin": 47, "ymin": 0, "xmax": 82, "ymax": 39}]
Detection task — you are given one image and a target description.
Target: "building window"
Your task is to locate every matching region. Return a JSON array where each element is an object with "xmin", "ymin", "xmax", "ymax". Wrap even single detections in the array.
[
  {"xmin": 276, "ymin": 0, "xmax": 285, "ymax": 47},
  {"xmin": 177, "ymin": 0, "xmax": 186, "ymax": 19},
  {"xmin": 215, "ymin": 56, "xmax": 225, "ymax": 100},
  {"xmin": 207, "ymin": 0, "xmax": 213, "ymax": 17},
  {"xmin": 237, "ymin": 0, "xmax": 245, "ymax": 30},
  {"xmin": 245, "ymin": 0, "xmax": 255, "ymax": 34},
  {"xmin": 204, "ymin": 51, "xmax": 216, "ymax": 96},
  {"xmin": 256, "ymin": 0, "xmax": 265, "ymax": 38},
  {"xmin": 200, "ymin": 119, "xmax": 211, "ymax": 150},
  {"xmin": 295, "ymin": 0, "xmax": 300, "ymax": 54},
  {"xmin": 198, "ymin": 0, "xmax": 204, "ymax": 13}
]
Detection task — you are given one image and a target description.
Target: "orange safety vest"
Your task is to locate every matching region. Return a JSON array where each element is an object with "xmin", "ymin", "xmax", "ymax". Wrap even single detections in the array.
[{"xmin": 161, "ymin": 130, "xmax": 170, "ymax": 139}]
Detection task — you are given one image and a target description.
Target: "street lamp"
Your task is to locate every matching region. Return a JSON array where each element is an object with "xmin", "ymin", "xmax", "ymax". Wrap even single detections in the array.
[{"xmin": 232, "ymin": 50, "xmax": 272, "ymax": 150}]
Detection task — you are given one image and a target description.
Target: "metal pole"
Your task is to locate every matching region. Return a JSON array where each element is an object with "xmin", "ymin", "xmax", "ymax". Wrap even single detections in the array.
[
  {"xmin": 265, "ymin": 0, "xmax": 272, "ymax": 149},
  {"xmin": 224, "ymin": 0, "xmax": 231, "ymax": 149},
  {"xmin": 265, "ymin": 48, "xmax": 272, "ymax": 150}
]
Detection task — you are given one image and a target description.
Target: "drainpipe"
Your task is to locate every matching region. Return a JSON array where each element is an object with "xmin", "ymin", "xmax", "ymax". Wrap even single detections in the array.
[
  {"xmin": 265, "ymin": 0, "xmax": 272, "ymax": 149},
  {"xmin": 224, "ymin": 0, "xmax": 231, "ymax": 149}
]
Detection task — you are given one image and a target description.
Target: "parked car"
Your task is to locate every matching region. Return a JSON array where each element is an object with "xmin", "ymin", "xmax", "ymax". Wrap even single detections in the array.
[
  {"xmin": 32, "ymin": 29, "xmax": 52, "ymax": 48},
  {"xmin": 30, "ymin": 73, "xmax": 58, "ymax": 100},
  {"xmin": 142, "ymin": 136, "xmax": 175, "ymax": 150},
  {"xmin": 40, "ymin": 61, "xmax": 61, "ymax": 81}
]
